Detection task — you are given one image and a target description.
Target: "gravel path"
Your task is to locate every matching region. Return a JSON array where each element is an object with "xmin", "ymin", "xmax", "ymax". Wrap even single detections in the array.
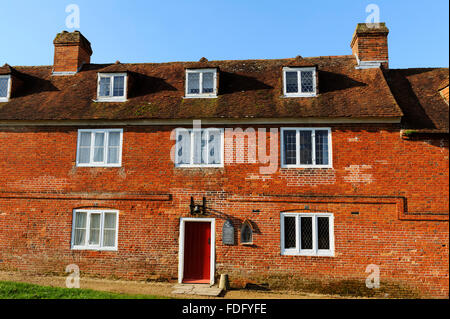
[{"xmin": 0, "ymin": 271, "xmax": 346, "ymax": 299}]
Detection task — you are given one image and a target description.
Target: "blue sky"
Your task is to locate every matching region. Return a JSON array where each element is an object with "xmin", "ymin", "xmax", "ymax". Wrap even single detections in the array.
[{"xmin": 1, "ymin": 0, "xmax": 448, "ymax": 68}]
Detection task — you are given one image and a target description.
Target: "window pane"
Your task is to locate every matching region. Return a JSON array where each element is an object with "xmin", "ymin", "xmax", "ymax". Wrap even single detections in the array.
[
  {"xmin": 89, "ymin": 214, "xmax": 101, "ymax": 245},
  {"xmin": 193, "ymin": 130, "xmax": 207, "ymax": 164},
  {"xmin": 78, "ymin": 132, "xmax": 91, "ymax": 164},
  {"xmin": 103, "ymin": 213, "xmax": 117, "ymax": 247},
  {"xmin": 113, "ymin": 76, "xmax": 125, "ymax": 97},
  {"xmin": 108, "ymin": 132, "xmax": 120, "ymax": 147},
  {"xmin": 284, "ymin": 216, "xmax": 296, "ymax": 249},
  {"xmin": 79, "ymin": 132, "xmax": 91, "ymax": 147},
  {"xmin": 301, "ymin": 71, "xmax": 314, "ymax": 93},
  {"xmin": 104, "ymin": 213, "xmax": 117, "ymax": 229},
  {"xmin": 299, "ymin": 131, "xmax": 312, "ymax": 165},
  {"xmin": 177, "ymin": 130, "xmax": 191, "ymax": 165},
  {"xmin": 0, "ymin": 78, "xmax": 9, "ymax": 97},
  {"xmin": 208, "ymin": 130, "xmax": 221, "ymax": 164},
  {"xmin": 241, "ymin": 224, "xmax": 252, "ymax": 243},
  {"xmin": 283, "ymin": 130, "xmax": 297, "ymax": 165},
  {"xmin": 73, "ymin": 212, "xmax": 87, "ymax": 246},
  {"xmin": 107, "ymin": 148, "xmax": 119, "ymax": 164},
  {"xmin": 300, "ymin": 217, "xmax": 313, "ymax": 250},
  {"xmin": 93, "ymin": 133, "xmax": 105, "ymax": 162},
  {"xmin": 202, "ymin": 72, "xmax": 214, "ymax": 93},
  {"xmin": 285, "ymin": 71, "xmax": 298, "ymax": 93},
  {"xmin": 107, "ymin": 132, "xmax": 120, "ymax": 164},
  {"xmin": 188, "ymin": 73, "xmax": 200, "ymax": 94},
  {"xmin": 103, "ymin": 230, "xmax": 116, "ymax": 247},
  {"xmin": 315, "ymin": 130, "xmax": 329, "ymax": 165},
  {"xmin": 78, "ymin": 148, "xmax": 91, "ymax": 164},
  {"xmin": 94, "ymin": 133, "xmax": 105, "ymax": 147},
  {"xmin": 317, "ymin": 217, "xmax": 330, "ymax": 250},
  {"xmin": 99, "ymin": 77, "xmax": 110, "ymax": 97},
  {"xmin": 75, "ymin": 212, "xmax": 87, "ymax": 228}
]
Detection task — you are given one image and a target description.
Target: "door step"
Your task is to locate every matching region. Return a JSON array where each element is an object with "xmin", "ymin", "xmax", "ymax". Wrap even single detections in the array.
[{"xmin": 172, "ymin": 284, "xmax": 223, "ymax": 297}]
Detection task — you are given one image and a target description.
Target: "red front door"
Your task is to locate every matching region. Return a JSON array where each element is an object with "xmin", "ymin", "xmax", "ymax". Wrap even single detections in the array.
[{"xmin": 183, "ymin": 221, "xmax": 211, "ymax": 283}]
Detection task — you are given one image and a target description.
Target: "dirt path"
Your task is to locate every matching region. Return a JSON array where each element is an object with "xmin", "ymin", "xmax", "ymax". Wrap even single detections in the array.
[{"xmin": 0, "ymin": 270, "xmax": 349, "ymax": 299}]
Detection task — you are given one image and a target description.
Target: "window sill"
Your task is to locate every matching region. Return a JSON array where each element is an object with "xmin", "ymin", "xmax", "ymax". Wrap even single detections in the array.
[
  {"xmin": 76, "ymin": 164, "xmax": 122, "ymax": 168},
  {"xmin": 281, "ymin": 165, "xmax": 333, "ymax": 169},
  {"xmin": 0, "ymin": 98, "xmax": 9, "ymax": 103},
  {"xmin": 71, "ymin": 247, "xmax": 118, "ymax": 252},
  {"xmin": 184, "ymin": 95, "xmax": 217, "ymax": 99},
  {"xmin": 281, "ymin": 93, "xmax": 317, "ymax": 98},
  {"xmin": 241, "ymin": 242, "xmax": 254, "ymax": 246},
  {"xmin": 175, "ymin": 164, "xmax": 224, "ymax": 168},
  {"xmin": 94, "ymin": 98, "xmax": 127, "ymax": 103},
  {"xmin": 281, "ymin": 251, "xmax": 335, "ymax": 257}
]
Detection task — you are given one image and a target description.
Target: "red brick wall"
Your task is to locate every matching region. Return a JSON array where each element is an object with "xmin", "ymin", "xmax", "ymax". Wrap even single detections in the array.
[
  {"xmin": 0, "ymin": 124, "xmax": 448, "ymax": 297},
  {"xmin": 352, "ymin": 34, "xmax": 389, "ymax": 68},
  {"xmin": 53, "ymin": 45, "xmax": 91, "ymax": 73}
]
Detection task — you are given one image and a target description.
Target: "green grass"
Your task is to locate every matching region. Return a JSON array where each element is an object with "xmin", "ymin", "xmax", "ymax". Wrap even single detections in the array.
[{"xmin": 0, "ymin": 281, "xmax": 169, "ymax": 299}]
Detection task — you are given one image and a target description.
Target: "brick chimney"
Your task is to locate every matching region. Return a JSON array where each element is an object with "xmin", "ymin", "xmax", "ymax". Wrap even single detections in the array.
[
  {"xmin": 53, "ymin": 31, "xmax": 92, "ymax": 74},
  {"xmin": 350, "ymin": 23, "xmax": 389, "ymax": 69}
]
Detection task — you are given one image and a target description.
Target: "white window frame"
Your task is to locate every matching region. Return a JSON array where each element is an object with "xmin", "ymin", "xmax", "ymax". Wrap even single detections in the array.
[
  {"xmin": 282, "ymin": 67, "xmax": 317, "ymax": 97},
  {"xmin": 96, "ymin": 73, "xmax": 128, "ymax": 102},
  {"xmin": 175, "ymin": 128, "xmax": 224, "ymax": 168},
  {"xmin": 280, "ymin": 212, "xmax": 334, "ymax": 257},
  {"xmin": 0, "ymin": 75, "xmax": 12, "ymax": 102},
  {"xmin": 280, "ymin": 127, "xmax": 333, "ymax": 168},
  {"xmin": 185, "ymin": 68, "xmax": 218, "ymax": 98},
  {"xmin": 71, "ymin": 209, "xmax": 119, "ymax": 251},
  {"xmin": 76, "ymin": 129, "xmax": 123, "ymax": 167}
]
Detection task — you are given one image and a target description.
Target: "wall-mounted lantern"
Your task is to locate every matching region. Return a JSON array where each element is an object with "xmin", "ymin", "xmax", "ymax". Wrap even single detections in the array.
[{"xmin": 189, "ymin": 196, "xmax": 207, "ymax": 216}]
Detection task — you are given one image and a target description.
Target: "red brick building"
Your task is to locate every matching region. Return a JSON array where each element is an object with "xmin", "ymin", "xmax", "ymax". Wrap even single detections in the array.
[{"xmin": 0, "ymin": 23, "xmax": 448, "ymax": 298}]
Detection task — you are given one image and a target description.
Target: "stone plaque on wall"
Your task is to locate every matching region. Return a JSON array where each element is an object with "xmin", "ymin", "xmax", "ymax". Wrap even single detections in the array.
[{"xmin": 222, "ymin": 219, "xmax": 235, "ymax": 245}]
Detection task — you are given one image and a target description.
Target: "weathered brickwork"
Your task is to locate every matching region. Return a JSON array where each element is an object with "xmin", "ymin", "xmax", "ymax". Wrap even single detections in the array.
[{"xmin": 0, "ymin": 124, "xmax": 448, "ymax": 297}]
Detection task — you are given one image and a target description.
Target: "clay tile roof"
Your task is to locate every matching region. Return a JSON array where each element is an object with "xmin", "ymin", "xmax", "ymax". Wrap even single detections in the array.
[
  {"xmin": 0, "ymin": 55, "xmax": 404, "ymax": 121},
  {"xmin": 0, "ymin": 64, "xmax": 13, "ymax": 75},
  {"xmin": 284, "ymin": 56, "xmax": 317, "ymax": 68},
  {"xmin": 98, "ymin": 62, "xmax": 129, "ymax": 73},
  {"xmin": 438, "ymin": 77, "xmax": 449, "ymax": 91},
  {"xmin": 384, "ymin": 68, "xmax": 449, "ymax": 133}
]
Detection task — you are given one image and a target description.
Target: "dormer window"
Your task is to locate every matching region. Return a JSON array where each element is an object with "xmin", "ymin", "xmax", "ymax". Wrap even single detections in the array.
[
  {"xmin": 0, "ymin": 75, "xmax": 11, "ymax": 102},
  {"xmin": 283, "ymin": 67, "xmax": 316, "ymax": 97},
  {"xmin": 185, "ymin": 69, "xmax": 217, "ymax": 98},
  {"xmin": 97, "ymin": 73, "xmax": 127, "ymax": 102}
]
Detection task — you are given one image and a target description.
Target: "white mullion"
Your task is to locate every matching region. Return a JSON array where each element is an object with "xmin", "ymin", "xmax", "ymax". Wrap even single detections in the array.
[
  {"xmin": 104, "ymin": 131, "xmax": 109, "ymax": 165},
  {"xmin": 205, "ymin": 129, "xmax": 209, "ymax": 165},
  {"xmin": 280, "ymin": 215, "xmax": 285, "ymax": 252},
  {"xmin": 312, "ymin": 130, "xmax": 316, "ymax": 165},
  {"xmin": 297, "ymin": 70, "xmax": 301, "ymax": 94},
  {"xmin": 99, "ymin": 211, "xmax": 105, "ymax": 248},
  {"xmin": 89, "ymin": 131, "xmax": 95, "ymax": 164},
  {"xmin": 190, "ymin": 130, "xmax": 194, "ymax": 165},
  {"xmin": 85, "ymin": 211, "xmax": 91, "ymax": 248},
  {"xmin": 313, "ymin": 216, "xmax": 318, "ymax": 254},
  {"xmin": 296, "ymin": 215, "xmax": 301, "ymax": 253},
  {"xmin": 110, "ymin": 76, "xmax": 114, "ymax": 97},
  {"xmin": 296, "ymin": 130, "xmax": 300, "ymax": 166},
  {"xmin": 199, "ymin": 72, "xmax": 203, "ymax": 95}
]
